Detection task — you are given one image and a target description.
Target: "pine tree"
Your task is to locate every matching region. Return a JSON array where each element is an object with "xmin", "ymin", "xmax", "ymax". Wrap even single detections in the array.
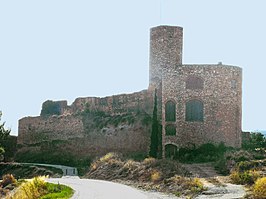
[{"xmin": 149, "ymin": 90, "xmax": 159, "ymax": 158}]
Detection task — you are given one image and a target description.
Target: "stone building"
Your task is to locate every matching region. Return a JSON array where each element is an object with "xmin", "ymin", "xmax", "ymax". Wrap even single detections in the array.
[
  {"xmin": 17, "ymin": 25, "xmax": 242, "ymax": 159},
  {"xmin": 149, "ymin": 26, "xmax": 242, "ymax": 158}
]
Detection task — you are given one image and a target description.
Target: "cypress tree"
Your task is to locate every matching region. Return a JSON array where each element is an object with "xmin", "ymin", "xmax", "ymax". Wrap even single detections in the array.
[{"xmin": 149, "ymin": 89, "xmax": 158, "ymax": 158}]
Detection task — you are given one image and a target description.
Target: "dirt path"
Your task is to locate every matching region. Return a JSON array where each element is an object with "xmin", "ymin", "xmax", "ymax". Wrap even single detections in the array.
[
  {"xmin": 183, "ymin": 163, "xmax": 246, "ymax": 198},
  {"xmin": 196, "ymin": 178, "xmax": 245, "ymax": 199},
  {"xmin": 182, "ymin": 163, "xmax": 219, "ymax": 178}
]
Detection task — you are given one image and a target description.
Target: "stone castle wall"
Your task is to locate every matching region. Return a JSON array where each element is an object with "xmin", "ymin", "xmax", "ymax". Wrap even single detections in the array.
[
  {"xmin": 70, "ymin": 90, "xmax": 153, "ymax": 115},
  {"xmin": 161, "ymin": 64, "xmax": 242, "ymax": 156},
  {"xmin": 17, "ymin": 90, "xmax": 153, "ymax": 158}
]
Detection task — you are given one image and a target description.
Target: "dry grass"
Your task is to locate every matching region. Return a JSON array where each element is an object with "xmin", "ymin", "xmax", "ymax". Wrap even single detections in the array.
[
  {"xmin": 253, "ymin": 177, "xmax": 266, "ymax": 199},
  {"xmin": 86, "ymin": 153, "xmax": 205, "ymax": 197},
  {"xmin": 7, "ymin": 176, "xmax": 47, "ymax": 199},
  {"xmin": 150, "ymin": 170, "xmax": 162, "ymax": 182},
  {"xmin": 5, "ymin": 176, "xmax": 73, "ymax": 199}
]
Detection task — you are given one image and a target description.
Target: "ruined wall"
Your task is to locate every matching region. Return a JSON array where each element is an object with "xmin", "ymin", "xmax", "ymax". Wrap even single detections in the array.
[
  {"xmin": 17, "ymin": 90, "xmax": 153, "ymax": 158},
  {"xmin": 161, "ymin": 64, "xmax": 242, "ymax": 155},
  {"xmin": 18, "ymin": 115, "xmax": 84, "ymax": 145},
  {"xmin": 18, "ymin": 113, "xmax": 151, "ymax": 158},
  {"xmin": 71, "ymin": 90, "xmax": 153, "ymax": 115}
]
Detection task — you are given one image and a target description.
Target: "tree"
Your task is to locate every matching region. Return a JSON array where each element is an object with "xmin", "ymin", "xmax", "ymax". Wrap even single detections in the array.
[
  {"xmin": 0, "ymin": 111, "xmax": 11, "ymax": 161},
  {"xmin": 242, "ymin": 132, "xmax": 266, "ymax": 150},
  {"xmin": 149, "ymin": 90, "xmax": 159, "ymax": 158}
]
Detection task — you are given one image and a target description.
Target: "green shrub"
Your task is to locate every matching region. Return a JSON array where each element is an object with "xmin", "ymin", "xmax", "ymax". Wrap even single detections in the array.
[
  {"xmin": 242, "ymin": 132, "xmax": 266, "ymax": 150},
  {"xmin": 214, "ymin": 156, "xmax": 229, "ymax": 175},
  {"xmin": 230, "ymin": 170, "xmax": 260, "ymax": 185},
  {"xmin": 177, "ymin": 143, "xmax": 227, "ymax": 163}
]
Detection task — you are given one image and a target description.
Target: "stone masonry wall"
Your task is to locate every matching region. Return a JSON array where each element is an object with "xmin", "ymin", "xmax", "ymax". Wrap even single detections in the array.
[
  {"xmin": 149, "ymin": 25, "xmax": 183, "ymax": 120},
  {"xmin": 149, "ymin": 25, "xmax": 183, "ymax": 87},
  {"xmin": 70, "ymin": 90, "xmax": 153, "ymax": 115},
  {"xmin": 161, "ymin": 64, "xmax": 242, "ymax": 155},
  {"xmin": 17, "ymin": 113, "xmax": 151, "ymax": 157},
  {"xmin": 18, "ymin": 115, "xmax": 84, "ymax": 145},
  {"xmin": 17, "ymin": 90, "xmax": 153, "ymax": 158}
]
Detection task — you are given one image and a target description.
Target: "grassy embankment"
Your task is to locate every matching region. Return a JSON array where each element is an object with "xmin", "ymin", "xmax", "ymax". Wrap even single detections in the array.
[
  {"xmin": 85, "ymin": 152, "xmax": 205, "ymax": 198},
  {"xmin": 0, "ymin": 175, "xmax": 73, "ymax": 199}
]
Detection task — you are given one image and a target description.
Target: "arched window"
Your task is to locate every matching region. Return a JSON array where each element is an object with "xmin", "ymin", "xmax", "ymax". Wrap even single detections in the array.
[
  {"xmin": 165, "ymin": 101, "xmax": 176, "ymax": 122},
  {"xmin": 185, "ymin": 100, "xmax": 203, "ymax": 122},
  {"xmin": 165, "ymin": 144, "xmax": 178, "ymax": 159},
  {"xmin": 165, "ymin": 124, "xmax": 176, "ymax": 136},
  {"xmin": 186, "ymin": 76, "xmax": 203, "ymax": 90}
]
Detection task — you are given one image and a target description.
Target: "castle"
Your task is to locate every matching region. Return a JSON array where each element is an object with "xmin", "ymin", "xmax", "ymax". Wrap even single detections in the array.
[{"xmin": 17, "ymin": 26, "xmax": 242, "ymax": 159}]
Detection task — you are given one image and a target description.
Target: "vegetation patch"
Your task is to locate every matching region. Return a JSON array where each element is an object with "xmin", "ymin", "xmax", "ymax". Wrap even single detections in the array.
[
  {"xmin": 86, "ymin": 153, "xmax": 205, "ymax": 197},
  {"xmin": 253, "ymin": 177, "xmax": 266, "ymax": 199},
  {"xmin": 176, "ymin": 143, "xmax": 228, "ymax": 163},
  {"xmin": 0, "ymin": 163, "xmax": 63, "ymax": 179},
  {"xmin": 0, "ymin": 174, "xmax": 17, "ymax": 197},
  {"xmin": 5, "ymin": 176, "xmax": 73, "ymax": 199},
  {"xmin": 15, "ymin": 148, "xmax": 91, "ymax": 176},
  {"xmin": 39, "ymin": 182, "xmax": 73, "ymax": 199},
  {"xmin": 80, "ymin": 109, "xmax": 151, "ymax": 131}
]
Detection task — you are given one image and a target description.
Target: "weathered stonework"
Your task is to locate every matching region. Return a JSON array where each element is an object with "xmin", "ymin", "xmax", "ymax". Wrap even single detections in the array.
[
  {"xmin": 17, "ymin": 25, "xmax": 242, "ymax": 160},
  {"xmin": 161, "ymin": 64, "xmax": 242, "ymax": 157},
  {"xmin": 17, "ymin": 91, "xmax": 153, "ymax": 159},
  {"xmin": 149, "ymin": 26, "xmax": 242, "ymax": 158}
]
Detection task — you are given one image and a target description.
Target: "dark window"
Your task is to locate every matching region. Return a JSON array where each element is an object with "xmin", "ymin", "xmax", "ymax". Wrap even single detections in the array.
[
  {"xmin": 185, "ymin": 100, "xmax": 203, "ymax": 122},
  {"xmin": 165, "ymin": 125, "xmax": 176, "ymax": 136},
  {"xmin": 165, "ymin": 144, "xmax": 178, "ymax": 159},
  {"xmin": 186, "ymin": 76, "xmax": 204, "ymax": 89},
  {"xmin": 231, "ymin": 80, "xmax": 237, "ymax": 89},
  {"xmin": 165, "ymin": 101, "xmax": 176, "ymax": 122}
]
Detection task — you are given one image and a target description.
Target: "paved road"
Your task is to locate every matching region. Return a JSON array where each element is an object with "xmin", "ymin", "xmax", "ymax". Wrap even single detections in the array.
[{"xmin": 47, "ymin": 177, "xmax": 178, "ymax": 199}]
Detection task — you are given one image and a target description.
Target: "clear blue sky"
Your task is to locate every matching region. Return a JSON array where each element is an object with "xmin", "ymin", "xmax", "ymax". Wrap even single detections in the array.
[{"xmin": 0, "ymin": 0, "xmax": 265, "ymax": 135}]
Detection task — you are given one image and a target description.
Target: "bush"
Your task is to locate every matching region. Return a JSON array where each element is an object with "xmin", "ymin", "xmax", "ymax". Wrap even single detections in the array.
[
  {"xmin": 0, "ymin": 174, "xmax": 16, "ymax": 188},
  {"xmin": 150, "ymin": 170, "xmax": 162, "ymax": 182},
  {"xmin": 242, "ymin": 132, "xmax": 266, "ymax": 150},
  {"xmin": 10, "ymin": 176, "xmax": 47, "ymax": 199},
  {"xmin": 230, "ymin": 170, "xmax": 260, "ymax": 185},
  {"xmin": 177, "ymin": 143, "xmax": 227, "ymax": 163},
  {"xmin": 253, "ymin": 177, "xmax": 266, "ymax": 199},
  {"xmin": 165, "ymin": 176, "xmax": 205, "ymax": 196},
  {"xmin": 214, "ymin": 156, "xmax": 229, "ymax": 175},
  {"xmin": 225, "ymin": 150, "xmax": 254, "ymax": 162}
]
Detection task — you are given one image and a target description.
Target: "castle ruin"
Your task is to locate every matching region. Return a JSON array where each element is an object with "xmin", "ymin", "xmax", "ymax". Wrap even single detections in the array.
[{"xmin": 17, "ymin": 25, "xmax": 242, "ymax": 159}]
